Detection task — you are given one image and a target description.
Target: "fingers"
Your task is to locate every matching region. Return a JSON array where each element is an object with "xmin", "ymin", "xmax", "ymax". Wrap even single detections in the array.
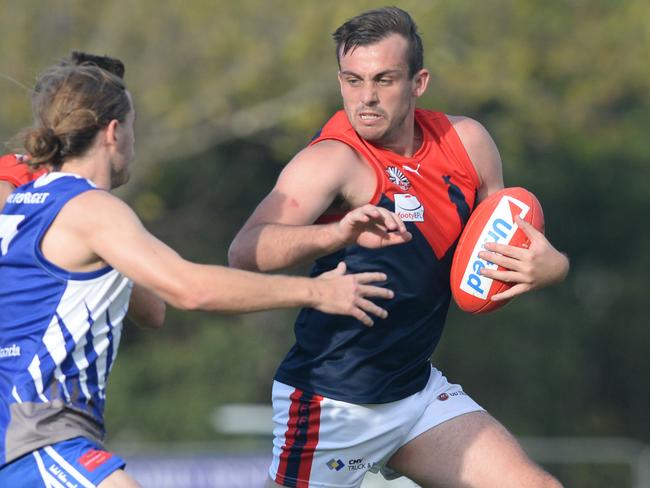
[
  {"xmin": 351, "ymin": 307, "xmax": 374, "ymax": 327},
  {"xmin": 481, "ymin": 242, "xmax": 526, "ymax": 260},
  {"xmin": 478, "ymin": 249, "xmax": 523, "ymax": 272},
  {"xmin": 381, "ymin": 231, "xmax": 413, "ymax": 246},
  {"xmin": 352, "ymin": 297, "xmax": 388, "ymax": 327},
  {"xmin": 358, "ymin": 283, "xmax": 394, "ymax": 299},
  {"xmin": 514, "ymin": 215, "xmax": 543, "ymax": 239},
  {"xmin": 353, "ymin": 271, "xmax": 388, "ymax": 285},
  {"xmin": 345, "ymin": 204, "xmax": 408, "ymax": 234},
  {"xmin": 491, "ymin": 283, "xmax": 530, "ymax": 301},
  {"xmin": 318, "ymin": 261, "xmax": 347, "ymax": 279}
]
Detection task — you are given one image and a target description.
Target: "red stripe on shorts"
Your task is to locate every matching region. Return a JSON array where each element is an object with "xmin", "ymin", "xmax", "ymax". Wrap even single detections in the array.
[
  {"xmin": 275, "ymin": 389, "xmax": 323, "ymax": 487},
  {"xmin": 296, "ymin": 393, "xmax": 323, "ymax": 484},
  {"xmin": 275, "ymin": 388, "xmax": 303, "ymax": 485}
]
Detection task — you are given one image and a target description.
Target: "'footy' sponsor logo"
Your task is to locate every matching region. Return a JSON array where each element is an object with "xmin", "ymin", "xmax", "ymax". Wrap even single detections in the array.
[
  {"xmin": 460, "ymin": 196, "xmax": 530, "ymax": 299},
  {"xmin": 394, "ymin": 193, "xmax": 424, "ymax": 222},
  {"xmin": 0, "ymin": 344, "xmax": 21, "ymax": 358}
]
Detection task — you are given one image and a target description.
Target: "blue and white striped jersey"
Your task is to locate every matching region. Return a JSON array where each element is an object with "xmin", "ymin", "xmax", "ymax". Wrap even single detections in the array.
[{"xmin": 0, "ymin": 173, "xmax": 132, "ymax": 465}]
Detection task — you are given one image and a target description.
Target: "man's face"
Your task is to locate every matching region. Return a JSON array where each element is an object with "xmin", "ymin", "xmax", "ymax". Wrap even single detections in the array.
[{"xmin": 337, "ymin": 34, "xmax": 428, "ymax": 147}]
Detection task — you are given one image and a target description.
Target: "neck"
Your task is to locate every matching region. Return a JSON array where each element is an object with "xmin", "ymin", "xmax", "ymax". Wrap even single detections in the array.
[
  {"xmin": 59, "ymin": 151, "xmax": 112, "ymax": 190},
  {"xmin": 376, "ymin": 115, "xmax": 422, "ymax": 157}
]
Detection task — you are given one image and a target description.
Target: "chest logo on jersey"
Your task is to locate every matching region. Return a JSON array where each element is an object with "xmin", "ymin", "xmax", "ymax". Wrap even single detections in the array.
[
  {"xmin": 385, "ymin": 166, "xmax": 411, "ymax": 191},
  {"xmin": 394, "ymin": 194, "xmax": 424, "ymax": 222}
]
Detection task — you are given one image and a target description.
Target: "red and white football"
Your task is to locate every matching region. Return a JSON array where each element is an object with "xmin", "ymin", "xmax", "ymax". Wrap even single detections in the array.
[{"xmin": 450, "ymin": 187, "xmax": 545, "ymax": 314}]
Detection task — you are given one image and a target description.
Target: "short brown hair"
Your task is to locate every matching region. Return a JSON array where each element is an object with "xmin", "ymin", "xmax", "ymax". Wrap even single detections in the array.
[{"xmin": 333, "ymin": 7, "xmax": 424, "ymax": 78}]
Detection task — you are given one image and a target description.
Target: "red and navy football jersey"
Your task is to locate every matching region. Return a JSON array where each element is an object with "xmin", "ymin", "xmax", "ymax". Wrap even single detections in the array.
[
  {"xmin": 0, "ymin": 154, "xmax": 46, "ymax": 188},
  {"xmin": 274, "ymin": 109, "xmax": 480, "ymax": 403}
]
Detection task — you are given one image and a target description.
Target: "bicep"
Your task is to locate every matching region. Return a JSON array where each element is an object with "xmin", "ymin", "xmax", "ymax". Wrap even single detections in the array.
[
  {"xmin": 241, "ymin": 143, "xmax": 352, "ymax": 229},
  {"xmin": 450, "ymin": 116, "xmax": 504, "ymax": 202},
  {"xmin": 74, "ymin": 192, "xmax": 195, "ymax": 303}
]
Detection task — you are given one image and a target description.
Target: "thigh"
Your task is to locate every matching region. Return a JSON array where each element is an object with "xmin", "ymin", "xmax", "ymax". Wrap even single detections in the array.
[
  {"xmin": 98, "ymin": 469, "xmax": 142, "ymax": 488},
  {"xmin": 0, "ymin": 437, "xmax": 128, "ymax": 488},
  {"xmin": 387, "ymin": 411, "xmax": 561, "ymax": 488}
]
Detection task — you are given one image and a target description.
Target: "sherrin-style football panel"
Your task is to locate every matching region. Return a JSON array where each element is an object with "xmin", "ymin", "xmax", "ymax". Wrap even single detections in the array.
[{"xmin": 450, "ymin": 187, "xmax": 544, "ymax": 314}]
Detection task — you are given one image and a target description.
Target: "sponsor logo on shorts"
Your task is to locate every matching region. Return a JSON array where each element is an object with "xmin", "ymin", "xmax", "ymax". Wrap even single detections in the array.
[
  {"xmin": 78, "ymin": 449, "xmax": 113, "ymax": 472},
  {"xmin": 0, "ymin": 344, "xmax": 21, "ymax": 359},
  {"xmin": 326, "ymin": 458, "xmax": 345, "ymax": 471},
  {"xmin": 327, "ymin": 457, "xmax": 376, "ymax": 472},
  {"xmin": 48, "ymin": 464, "xmax": 78, "ymax": 488},
  {"xmin": 438, "ymin": 391, "xmax": 467, "ymax": 401}
]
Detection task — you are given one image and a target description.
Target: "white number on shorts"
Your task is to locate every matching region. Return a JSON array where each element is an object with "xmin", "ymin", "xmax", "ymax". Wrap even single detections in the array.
[{"xmin": 0, "ymin": 214, "xmax": 25, "ymax": 256}]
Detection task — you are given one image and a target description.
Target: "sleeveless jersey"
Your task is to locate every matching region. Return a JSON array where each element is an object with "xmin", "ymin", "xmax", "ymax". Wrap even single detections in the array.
[
  {"xmin": 0, "ymin": 154, "xmax": 46, "ymax": 189},
  {"xmin": 0, "ymin": 173, "xmax": 132, "ymax": 466},
  {"xmin": 274, "ymin": 109, "xmax": 480, "ymax": 404}
]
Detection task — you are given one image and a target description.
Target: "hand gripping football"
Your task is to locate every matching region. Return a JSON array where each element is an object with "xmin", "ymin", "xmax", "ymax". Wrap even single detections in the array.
[{"xmin": 450, "ymin": 187, "xmax": 545, "ymax": 314}]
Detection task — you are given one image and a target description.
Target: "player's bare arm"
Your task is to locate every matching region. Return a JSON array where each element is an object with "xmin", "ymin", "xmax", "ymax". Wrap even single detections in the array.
[
  {"xmin": 127, "ymin": 284, "xmax": 166, "ymax": 329},
  {"xmin": 228, "ymin": 140, "xmax": 411, "ymax": 272},
  {"xmin": 451, "ymin": 115, "xmax": 570, "ymax": 296},
  {"xmin": 0, "ymin": 181, "xmax": 15, "ymax": 210},
  {"xmin": 42, "ymin": 190, "xmax": 393, "ymax": 326}
]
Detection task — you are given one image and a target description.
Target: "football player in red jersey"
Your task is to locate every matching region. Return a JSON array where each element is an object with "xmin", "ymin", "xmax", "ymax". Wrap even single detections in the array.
[
  {"xmin": 0, "ymin": 153, "xmax": 46, "ymax": 207},
  {"xmin": 229, "ymin": 7, "xmax": 568, "ymax": 488}
]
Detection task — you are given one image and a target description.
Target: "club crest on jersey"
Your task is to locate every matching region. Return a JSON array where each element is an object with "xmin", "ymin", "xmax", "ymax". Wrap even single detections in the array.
[
  {"xmin": 385, "ymin": 166, "xmax": 411, "ymax": 191},
  {"xmin": 394, "ymin": 194, "xmax": 424, "ymax": 222}
]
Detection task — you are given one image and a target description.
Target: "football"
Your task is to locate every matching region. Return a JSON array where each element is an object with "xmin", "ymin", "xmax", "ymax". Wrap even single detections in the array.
[{"xmin": 450, "ymin": 187, "xmax": 545, "ymax": 314}]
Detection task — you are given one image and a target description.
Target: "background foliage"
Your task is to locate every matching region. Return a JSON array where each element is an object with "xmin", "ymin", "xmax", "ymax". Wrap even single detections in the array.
[{"xmin": 1, "ymin": 0, "xmax": 649, "ymax": 482}]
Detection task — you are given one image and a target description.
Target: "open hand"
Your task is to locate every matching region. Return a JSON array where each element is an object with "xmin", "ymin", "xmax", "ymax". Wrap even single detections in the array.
[
  {"xmin": 335, "ymin": 204, "xmax": 412, "ymax": 249},
  {"xmin": 314, "ymin": 261, "xmax": 393, "ymax": 326},
  {"xmin": 478, "ymin": 216, "xmax": 569, "ymax": 301}
]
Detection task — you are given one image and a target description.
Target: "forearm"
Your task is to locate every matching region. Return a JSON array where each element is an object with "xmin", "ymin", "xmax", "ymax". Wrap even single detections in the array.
[
  {"xmin": 228, "ymin": 222, "xmax": 345, "ymax": 272},
  {"xmin": 175, "ymin": 264, "xmax": 320, "ymax": 313}
]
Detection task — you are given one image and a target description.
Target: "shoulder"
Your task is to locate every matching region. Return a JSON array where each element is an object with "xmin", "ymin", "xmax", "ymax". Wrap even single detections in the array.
[
  {"xmin": 446, "ymin": 115, "xmax": 494, "ymax": 147},
  {"xmin": 283, "ymin": 139, "xmax": 368, "ymax": 180},
  {"xmin": 445, "ymin": 115, "xmax": 504, "ymax": 200},
  {"xmin": 59, "ymin": 189, "xmax": 138, "ymax": 229}
]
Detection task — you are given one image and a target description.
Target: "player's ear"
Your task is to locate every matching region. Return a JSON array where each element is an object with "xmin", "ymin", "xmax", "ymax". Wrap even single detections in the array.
[
  {"xmin": 104, "ymin": 119, "xmax": 120, "ymax": 147},
  {"xmin": 412, "ymin": 69, "xmax": 430, "ymax": 98}
]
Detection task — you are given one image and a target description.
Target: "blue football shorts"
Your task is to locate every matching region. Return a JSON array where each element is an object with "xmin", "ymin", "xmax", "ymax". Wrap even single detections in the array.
[{"xmin": 0, "ymin": 436, "xmax": 126, "ymax": 488}]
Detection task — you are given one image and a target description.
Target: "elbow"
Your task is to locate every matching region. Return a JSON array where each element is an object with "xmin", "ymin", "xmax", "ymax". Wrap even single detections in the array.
[
  {"xmin": 171, "ymin": 281, "xmax": 215, "ymax": 311},
  {"xmin": 227, "ymin": 238, "xmax": 257, "ymax": 271},
  {"xmin": 143, "ymin": 307, "xmax": 166, "ymax": 330}
]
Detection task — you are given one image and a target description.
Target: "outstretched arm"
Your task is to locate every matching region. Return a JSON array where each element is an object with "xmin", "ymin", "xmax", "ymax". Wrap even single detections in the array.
[
  {"xmin": 42, "ymin": 190, "xmax": 393, "ymax": 326},
  {"xmin": 228, "ymin": 140, "xmax": 411, "ymax": 272}
]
